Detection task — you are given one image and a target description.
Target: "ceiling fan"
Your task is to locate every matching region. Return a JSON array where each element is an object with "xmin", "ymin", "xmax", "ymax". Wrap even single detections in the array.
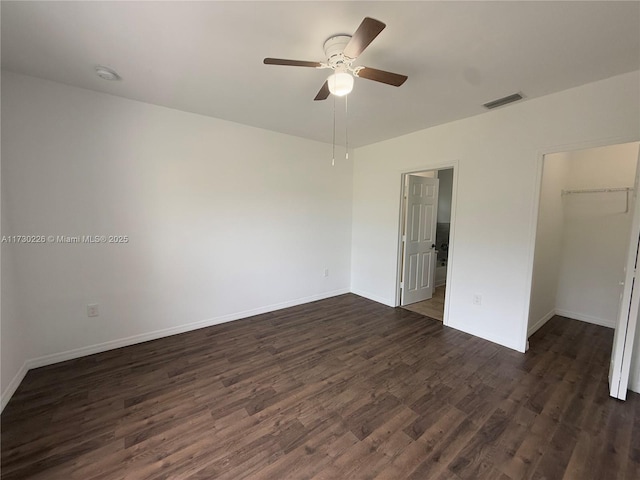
[{"xmin": 264, "ymin": 17, "xmax": 408, "ymax": 101}]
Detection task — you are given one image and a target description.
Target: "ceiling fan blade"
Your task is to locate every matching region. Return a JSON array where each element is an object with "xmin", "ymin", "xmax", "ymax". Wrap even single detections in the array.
[
  {"xmin": 314, "ymin": 81, "xmax": 330, "ymax": 101},
  {"xmin": 356, "ymin": 67, "xmax": 408, "ymax": 87},
  {"xmin": 343, "ymin": 17, "xmax": 386, "ymax": 59},
  {"xmin": 264, "ymin": 58, "xmax": 322, "ymax": 68}
]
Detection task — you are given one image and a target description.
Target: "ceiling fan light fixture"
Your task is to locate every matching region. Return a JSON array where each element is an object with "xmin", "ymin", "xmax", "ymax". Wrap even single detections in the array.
[{"xmin": 327, "ymin": 71, "xmax": 354, "ymax": 96}]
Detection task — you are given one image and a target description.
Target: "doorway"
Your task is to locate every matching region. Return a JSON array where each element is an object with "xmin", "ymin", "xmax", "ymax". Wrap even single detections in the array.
[
  {"xmin": 529, "ymin": 141, "xmax": 640, "ymax": 399},
  {"xmin": 398, "ymin": 167, "xmax": 454, "ymax": 322}
]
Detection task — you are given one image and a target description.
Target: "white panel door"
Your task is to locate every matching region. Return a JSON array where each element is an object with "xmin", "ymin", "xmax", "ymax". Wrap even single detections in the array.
[
  {"xmin": 609, "ymin": 147, "xmax": 640, "ymax": 400},
  {"xmin": 401, "ymin": 175, "xmax": 439, "ymax": 306}
]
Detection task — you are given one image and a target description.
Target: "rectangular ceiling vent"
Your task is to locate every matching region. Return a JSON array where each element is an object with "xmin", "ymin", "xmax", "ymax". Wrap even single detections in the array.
[{"xmin": 483, "ymin": 93, "xmax": 524, "ymax": 110}]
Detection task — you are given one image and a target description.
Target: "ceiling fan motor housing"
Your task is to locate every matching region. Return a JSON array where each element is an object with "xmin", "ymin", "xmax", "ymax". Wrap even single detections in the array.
[{"xmin": 323, "ymin": 35, "xmax": 352, "ymax": 69}]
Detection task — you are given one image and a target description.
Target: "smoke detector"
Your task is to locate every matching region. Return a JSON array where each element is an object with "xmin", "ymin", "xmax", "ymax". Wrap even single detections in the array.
[{"xmin": 95, "ymin": 66, "xmax": 121, "ymax": 81}]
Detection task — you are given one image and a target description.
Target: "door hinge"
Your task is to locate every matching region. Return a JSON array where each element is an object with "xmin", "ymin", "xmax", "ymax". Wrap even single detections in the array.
[{"xmin": 400, "ymin": 281, "xmax": 404, "ymax": 289}]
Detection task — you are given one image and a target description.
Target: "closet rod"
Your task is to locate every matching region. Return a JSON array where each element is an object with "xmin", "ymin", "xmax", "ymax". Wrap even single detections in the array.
[
  {"xmin": 561, "ymin": 187, "xmax": 633, "ymax": 196},
  {"xmin": 561, "ymin": 186, "xmax": 633, "ymax": 213}
]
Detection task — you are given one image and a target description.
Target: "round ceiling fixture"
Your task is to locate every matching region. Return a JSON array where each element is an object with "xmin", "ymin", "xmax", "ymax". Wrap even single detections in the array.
[
  {"xmin": 95, "ymin": 66, "xmax": 121, "ymax": 81},
  {"xmin": 327, "ymin": 71, "xmax": 354, "ymax": 96}
]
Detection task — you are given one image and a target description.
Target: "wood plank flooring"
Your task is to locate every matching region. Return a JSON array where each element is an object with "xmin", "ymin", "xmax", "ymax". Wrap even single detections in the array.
[
  {"xmin": 401, "ymin": 286, "xmax": 446, "ymax": 321},
  {"xmin": 2, "ymin": 294, "xmax": 639, "ymax": 479}
]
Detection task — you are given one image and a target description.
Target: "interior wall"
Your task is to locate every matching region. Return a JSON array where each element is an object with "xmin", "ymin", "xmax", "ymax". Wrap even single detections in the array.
[
  {"xmin": 528, "ymin": 152, "xmax": 570, "ymax": 335},
  {"xmin": 555, "ymin": 143, "xmax": 639, "ymax": 326},
  {"xmin": 1, "ymin": 178, "xmax": 28, "ymax": 409},
  {"xmin": 1, "ymin": 71, "xmax": 354, "ymax": 405},
  {"xmin": 351, "ymin": 70, "xmax": 640, "ymax": 352}
]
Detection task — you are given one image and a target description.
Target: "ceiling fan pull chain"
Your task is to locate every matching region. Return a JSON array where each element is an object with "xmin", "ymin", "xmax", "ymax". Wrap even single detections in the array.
[
  {"xmin": 345, "ymin": 95, "xmax": 349, "ymax": 160},
  {"xmin": 332, "ymin": 93, "xmax": 336, "ymax": 166}
]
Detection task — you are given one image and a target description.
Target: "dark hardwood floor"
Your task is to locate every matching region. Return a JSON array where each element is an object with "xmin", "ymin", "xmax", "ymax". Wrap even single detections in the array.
[{"xmin": 1, "ymin": 294, "xmax": 639, "ymax": 479}]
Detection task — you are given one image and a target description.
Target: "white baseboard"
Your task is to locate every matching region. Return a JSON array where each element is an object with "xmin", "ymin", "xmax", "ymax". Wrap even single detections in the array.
[
  {"xmin": 1, "ymin": 288, "xmax": 350, "ymax": 411},
  {"xmin": 528, "ymin": 309, "xmax": 556, "ymax": 337},
  {"xmin": 554, "ymin": 309, "xmax": 615, "ymax": 328},
  {"xmin": 350, "ymin": 288, "xmax": 395, "ymax": 307},
  {"xmin": 1, "ymin": 362, "xmax": 29, "ymax": 412}
]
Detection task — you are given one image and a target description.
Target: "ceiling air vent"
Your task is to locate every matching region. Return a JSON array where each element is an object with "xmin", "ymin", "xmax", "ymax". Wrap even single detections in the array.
[{"xmin": 483, "ymin": 93, "xmax": 524, "ymax": 110}]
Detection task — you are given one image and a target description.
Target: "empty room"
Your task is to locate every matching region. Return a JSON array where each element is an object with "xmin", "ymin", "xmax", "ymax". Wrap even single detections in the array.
[{"xmin": 2, "ymin": 1, "xmax": 640, "ymax": 479}]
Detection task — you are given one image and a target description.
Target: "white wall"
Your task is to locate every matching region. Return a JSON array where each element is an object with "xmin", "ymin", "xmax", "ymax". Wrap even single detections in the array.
[
  {"xmin": 528, "ymin": 152, "xmax": 570, "ymax": 335},
  {"xmin": 1, "ymin": 168, "xmax": 29, "ymax": 410},
  {"xmin": 1, "ymin": 71, "xmax": 353, "ymax": 406},
  {"xmin": 351, "ymin": 70, "xmax": 640, "ymax": 352},
  {"xmin": 555, "ymin": 143, "xmax": 638, "ymax": 326}
]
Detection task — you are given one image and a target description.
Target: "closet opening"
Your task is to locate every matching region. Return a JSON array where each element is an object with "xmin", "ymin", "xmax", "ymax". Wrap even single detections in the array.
[{"xmin": 528, "ymin": 141, "xmax": 640, "ymax": 399}]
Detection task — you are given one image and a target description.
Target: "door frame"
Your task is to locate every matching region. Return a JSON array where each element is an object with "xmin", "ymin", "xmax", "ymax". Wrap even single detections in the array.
[
  {"xmin": 524, "ymin": 135, "xmax": 640, "ymax": 360},
  {"xmin": 395, "ymin": 161, "xmax": 459, "ymax": 327}
]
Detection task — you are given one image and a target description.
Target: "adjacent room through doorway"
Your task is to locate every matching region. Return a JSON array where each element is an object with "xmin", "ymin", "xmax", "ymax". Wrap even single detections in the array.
[{"xmin": 399, "ymin": 168, "xmax": 454, "ymax": 321}]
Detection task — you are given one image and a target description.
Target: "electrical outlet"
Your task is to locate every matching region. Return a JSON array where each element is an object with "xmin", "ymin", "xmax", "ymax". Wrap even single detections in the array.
[
  {"xmin": 472, "ymin": 294, "xmax": 482, "ymax": 306},
  {"xmin": 87, "ymin": 304, "xmax": 99, "ymax": 317},
  {"xmin": 324, "ymin": 268, "xmax": 329, "ymax": 277}
]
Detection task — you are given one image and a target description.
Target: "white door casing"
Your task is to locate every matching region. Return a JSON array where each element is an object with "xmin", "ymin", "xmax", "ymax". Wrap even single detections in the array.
[
  {"xmin": 401, "ymin": 175, "xmax": 439, "ymax": 305},
  {"xmin": 609, "ymin": 147, "xmax": 640, "ymax": 400}
]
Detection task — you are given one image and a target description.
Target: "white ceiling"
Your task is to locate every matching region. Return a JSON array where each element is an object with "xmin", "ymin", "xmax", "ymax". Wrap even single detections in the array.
[{"xmin": 2, "ymin": 1, "xmax": 639, "ymax": 147}]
